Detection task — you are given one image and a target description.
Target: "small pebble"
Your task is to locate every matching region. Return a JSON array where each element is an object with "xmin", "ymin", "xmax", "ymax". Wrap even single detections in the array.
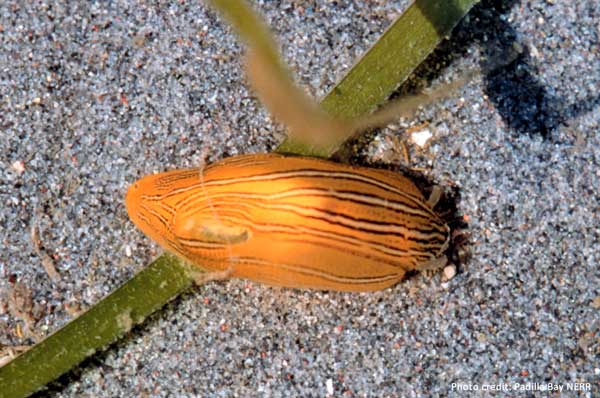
[
  {"xmin": 443, "ymin": 264, "xmax": 457, "ymax": 280},
  {"xmin": 11, "ymin": 160, "xmax": 25, "ymax": 174}
]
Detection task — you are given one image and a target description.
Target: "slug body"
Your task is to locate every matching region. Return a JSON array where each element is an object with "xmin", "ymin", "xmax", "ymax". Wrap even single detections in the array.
[{"xmin": 126, "ymin": 153, "xmax": 449, "ymax": 291}]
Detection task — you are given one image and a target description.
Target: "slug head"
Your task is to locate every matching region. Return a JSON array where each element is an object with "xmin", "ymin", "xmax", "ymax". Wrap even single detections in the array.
[
  {"xmin": 126, "ymin": 168, "xmax": 251, "ymax": 263},
  {"xmin": 126, "ymin": 170, "xmax": 199, "ymax": 256}
]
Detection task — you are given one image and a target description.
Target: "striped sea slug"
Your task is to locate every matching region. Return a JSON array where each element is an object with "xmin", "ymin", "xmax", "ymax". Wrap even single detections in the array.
[{"xmin": 126, "ymin": 153, "xmax": 450, "ymax": 292}]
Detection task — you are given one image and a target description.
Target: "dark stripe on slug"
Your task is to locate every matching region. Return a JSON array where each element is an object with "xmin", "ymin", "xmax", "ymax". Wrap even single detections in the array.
[
  {"xmin": 248, "ymin": 236, "xmax": 426, "ymax": 268},
  {"xmin": 141, "ymin": 204, "xmax": 171, "ymax": 232},
  {"xmin": 154, "ymin": 169, "xmax": 200, "ymax": 186},
  {"xmin": 136, "ymin": 209, "xmax": 185, "ymax": 256},
  {"xmin": 158, "ymin": 202, "xmax": 176, "ymax": 218},
  {"xmin": 215, "ymin": 204, "xmax": 449, "ymax": 253},
  {"xmin": 177, "ymin": 231, "xmax": 421, "ymax": 269},
  {"xmin": 170, "ymin": 190, "xmax": 441, "ymax": 237},
  {"xmin": 199, "ymin": 191, "xmax": 448, "ymax": 237},
  {"xmin": 176, "ymin": 210, "xmax": 436, "ymax": 262},
  {"xmin": 173, "ymin": 186, "xmax": 438, "ymax": 223},
  {"xmin": 207, "ymin": 168, "xmax": 428, "ymax": 205},
  {"xmin": 233, "ymin": 257, "xmax": 403, "ymax": 285},
  {"xmin": 143, "ymin": 168, "xmax": 430, "ymax": 213},
  {"xmin": 175, "ymin": 186, "xmax": 448, "ymax": 236},
  {"xmin": 205, "ymin": 156, "xmax": 273, "ymax": 169},
  {"xmin": 266, "ymin": 231, "xmax": 431, "ymax": 265},
  {"xmin": 204, "ymin": 197, "xmax": 448, "ymax": 245}
]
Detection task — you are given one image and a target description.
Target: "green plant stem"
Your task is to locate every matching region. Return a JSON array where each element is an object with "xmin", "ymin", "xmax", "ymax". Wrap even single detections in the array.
[
  {"xmin": 0, "ymin": 254, "xmax": 192, "ymax": 398},
  {"xmin": 279, "ymin": 0, "xmax": 479, "ymax": 157}
]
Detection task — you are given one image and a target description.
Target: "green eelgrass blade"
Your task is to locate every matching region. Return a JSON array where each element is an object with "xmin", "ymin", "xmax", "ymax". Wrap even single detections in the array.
[
  {"xmin": 0, "ymin": 254, "xmax": 192, "ymax": 398},
  {"xmin": 0, "ymin": 1, "xmax": 477, "ymax": 396},
  {"xmin": 279, "ymin": 0, "xmax": 479, "ymax": 157}
]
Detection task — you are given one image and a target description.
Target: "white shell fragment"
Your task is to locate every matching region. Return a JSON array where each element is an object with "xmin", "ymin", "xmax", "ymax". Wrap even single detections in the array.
[
  {"xmin": 326, "ymin": 379, "xmax": 334, "ymax": 395},
  {"xmin": 410, "ymin": 129, "xmax": 433, "ymax": 147}
]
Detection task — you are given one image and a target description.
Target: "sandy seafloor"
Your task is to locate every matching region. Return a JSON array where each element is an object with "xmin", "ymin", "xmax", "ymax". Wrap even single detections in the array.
[{"xmin": 0, "ymin": 0, "xmax": 599, "ymax": 397}]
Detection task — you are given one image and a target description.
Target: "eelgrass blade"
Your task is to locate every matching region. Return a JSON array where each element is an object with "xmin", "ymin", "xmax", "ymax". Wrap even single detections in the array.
[
  {"xmin": 0, "ymin": 254, "xmax": 192, "ymax": 398},
  {"xmin": 279, "ymin": 0, "xmax": 480, "ymax": 156}
]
